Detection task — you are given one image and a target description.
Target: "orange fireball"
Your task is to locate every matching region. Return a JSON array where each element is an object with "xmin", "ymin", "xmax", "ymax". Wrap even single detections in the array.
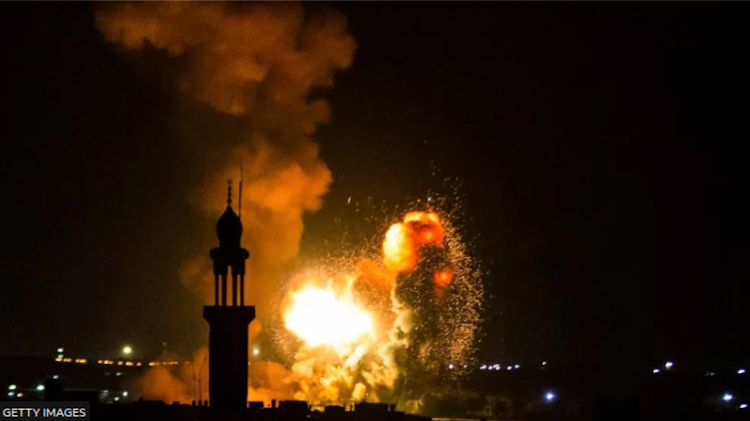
[
  {"xmin": 404, "ymin": 211, "xmax": 444, "ymax": 246},
  {"xmin": 383, "ymin": 223, "xmax": 417, "ymax": 273}
]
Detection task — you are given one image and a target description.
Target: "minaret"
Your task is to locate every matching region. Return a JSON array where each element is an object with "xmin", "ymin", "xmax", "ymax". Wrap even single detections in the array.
[{"xmin": 203, "ymin": 180, "xmax": 254, "ymax": 411}]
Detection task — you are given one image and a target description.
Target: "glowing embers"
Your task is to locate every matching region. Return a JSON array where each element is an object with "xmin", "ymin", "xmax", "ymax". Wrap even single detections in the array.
[
  {"xmin": 434, "ymin": 269, "xmax": 453, "ymax": 288},
  {"xmin": 284, "ymin": 283, "xmax": 374, "ymax": 348}
]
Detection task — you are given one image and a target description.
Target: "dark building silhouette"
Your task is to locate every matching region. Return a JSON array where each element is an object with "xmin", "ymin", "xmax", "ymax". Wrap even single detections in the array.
[{"xmin": 203, "ymin": 181, "xmax": 255, "ymax": 410}]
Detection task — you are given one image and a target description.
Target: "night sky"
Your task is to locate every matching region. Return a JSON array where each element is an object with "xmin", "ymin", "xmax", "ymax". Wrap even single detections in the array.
[{"xmin": 0, "ymin": 3, "xmax": 744, "ymax": 371}]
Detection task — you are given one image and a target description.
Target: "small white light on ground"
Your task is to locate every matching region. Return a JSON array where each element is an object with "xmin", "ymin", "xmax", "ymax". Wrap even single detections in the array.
[
  {"xmin": 665, "ymin": 361, "xmax": 674, "ymax": 369},
  {"xmin": 122, "ymin": 346, "xmax": 132, "ymax": 355},
  {"xmin": 7, "ymin": 392, "xmax": 14, "ymax": 397},
  {"xmin": 253, "ymin": 347, "xmax": 259, "ymax": 357},
  {"xmin": 738, "ymin": 368, "xmax": 746, "ymax": 375},
  {"xmin": 542, "ymin": 361, "xmax": 547, "ymax": 366},
  {"xmin": 36, "ymin": 385, "xmax": 44, "ymax": 391},
  {"xmin": 8, "ymin": 385, "xmax": 16, "ymax": 390},
  {"xmin": 723, "ymin": 393, "xmax": 734, "ymax": 402},
  {"xmin": 57, "ymin": 348, "xmax": 64, "ymax": 354},
  {"xmin": 740, "ymin": 404, "xmax": 748, "ymax": 409},
  {"xmin": 53, "ymin": 375, "xmax": 59, "ymax": 379},
  {"xmin": 123, "ymin": 391, "xmax": 128, "ymax": 397},
  {"xmin": 652, "ymin": 368, "xmax": 660, "ymax": 374},
  {"xmin": 514, "ymin": 364, "xmax": 520, "ymax": 369},
  {"xmin": 507, "ymin": 366, "xmax": 513, "ymax": 371},
  {"xmin": 545, "ymin": 392, "xmax": 556, "ymax": 402},
  {"xmin": 480, "ymin": 365, "xmax": 487, "ymax": 370},
  {"xmin": 448, "ymin": 364, "xmax": 454, "ymax": 370},
  {"xmin": 114, "ymin": 397, "xmax": 120, "ymax": 402}
]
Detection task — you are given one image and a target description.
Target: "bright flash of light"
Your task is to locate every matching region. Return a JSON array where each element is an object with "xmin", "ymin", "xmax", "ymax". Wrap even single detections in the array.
[
  {"xmin": 665, "ymin": 361, "xmax": 674, "ymax": 369},
  {"xmin": 383, "ymin": 223, "xmax": 417, "ymax": 273},
  {"xmin": 8, "ymin": 385, "xmax": 16, "ymax": 391},
  {"xmin": 738, "ymin": 368, "xmax": 746, "ymax": 375},
  {"xmin": 36, "ymin": 385, "xmax": 44, "ymax": 391},
  {"xmin": 122, "ymin": 346, "xmax": 132, "ymax": 355},
  {"xmin": 545, "ymin": 392, "xmax": 556, "ymax": 402},
  {"xmin": 723, "ymin": 393, "xmax": 734, "ymax": 402},
  {"xmin": 652, "ymin": 368, "xmax": 660, "ymax": 374},
  {"xmin": 284, "ymin": 285, "xmax": 373, "ymax": 347},
  {"xmin": 740, "ymin": 404, "xmax": 748, "ymax": 409}
]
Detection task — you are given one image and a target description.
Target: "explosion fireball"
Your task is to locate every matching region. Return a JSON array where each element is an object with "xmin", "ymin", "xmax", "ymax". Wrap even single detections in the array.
[
  {"xmin": 96, "ymin": 2, "xmax": 482, "ymax": 411},
  {"xmin": 284, "ymin": 283, "xmax": 374, "ymax": 348},
  {"xmin": 279, "ymin": 208, "xmax": 483, "ymax": 410}
]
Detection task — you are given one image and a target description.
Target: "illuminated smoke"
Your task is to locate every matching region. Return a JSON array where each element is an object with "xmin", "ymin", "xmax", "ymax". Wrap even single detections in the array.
[
  {"xmin": 137, "ymin": 347, "xmax": 208, "ymax": 404},
  {"xmin": 96, "ymin": 3, "xmax": 483, "ymax": 411},
  {"xmin": 279, "ymin": 208, "xmax": 483, "ymax": 409},
  {"xmin": 96, "ymin": 0, "xmax": 356, "ymax": 404},
  {"xmin": 96, "ymin": 0, "xmax": 356, "ymax": 313}
]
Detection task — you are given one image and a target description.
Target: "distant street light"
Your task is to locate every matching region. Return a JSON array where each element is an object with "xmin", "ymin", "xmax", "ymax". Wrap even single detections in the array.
[
  {"xmin": 544, "ymin": 392, "xmax": 556, "ymax": 402},
  {"xmin": 652, "ymin": 368, "xmax": 661, "ymax": 374},
  {"xmin": 36, "ymin": 385, "xmax": 44, "ymax": 391},
  {"xmin": 738, "ymin": 368, "xmax": 746, "ymax": 375},
  {"xmin": 122, "ymin": 346, "xmax": 133, "ymax": 356},
  {"xmin": 57, "ymin": 348, "xmax": 64, "ymax": 354},
  {"xmin": 665, "ymin": 361, "xmax": 674, "ymax": 369},
  {"xmin": 723, "ymin": 393, "xmax": 734, "ymax": 402},
  {"xmin": 8, "ymin": 385, "xmax": 16, "ymax": 391}
]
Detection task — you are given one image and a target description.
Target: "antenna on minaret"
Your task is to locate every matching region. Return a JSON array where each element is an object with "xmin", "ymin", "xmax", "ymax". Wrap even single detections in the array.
[
  {"xmin": 239, "ymin": 164, "xmax": 243, "ymax": 222},
  {"xmin": 227, "ymin": 179, "xmax": 232, "ymax": 207}
]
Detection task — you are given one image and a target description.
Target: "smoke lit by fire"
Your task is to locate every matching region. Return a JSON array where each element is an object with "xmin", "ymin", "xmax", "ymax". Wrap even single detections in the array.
[
  {"xmin": 96, "ymin": 1, "xmax": 483, "ymax": 413},
  {"xmin": 278, "ymin": 209, "xmax": 482, "ymax": 409}
]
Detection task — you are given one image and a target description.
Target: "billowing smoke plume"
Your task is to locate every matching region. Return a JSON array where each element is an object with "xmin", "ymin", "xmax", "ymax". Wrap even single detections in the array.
[
  {"xmin": 96, "ymin": 0, "xmax": 355, "ymax": 404},
  {"xmin": 97, "ymin": 0, "xmax": 355, "ymax": 310}
]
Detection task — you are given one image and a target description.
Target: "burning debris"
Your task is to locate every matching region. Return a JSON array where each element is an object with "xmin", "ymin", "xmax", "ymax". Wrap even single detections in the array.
[
  {"xmin": 96, "ymin": 1, "xmax": 482, "ymax": 413},
  {"xmin": 279, "ymin": 209, "xmax": 483, "ymax": 410}
]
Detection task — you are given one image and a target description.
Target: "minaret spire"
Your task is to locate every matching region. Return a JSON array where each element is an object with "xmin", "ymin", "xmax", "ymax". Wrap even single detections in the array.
[
  {"xmin": 227, "ymin": 179, "xmax": 233, "ymax": 207},
  {"xmin": 239, "ymin": 165, "xmax": 243, "ymax": 222},
  {"xmin": 205, "ymin": 181, "xmax": 254, "ymax": 410}
]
